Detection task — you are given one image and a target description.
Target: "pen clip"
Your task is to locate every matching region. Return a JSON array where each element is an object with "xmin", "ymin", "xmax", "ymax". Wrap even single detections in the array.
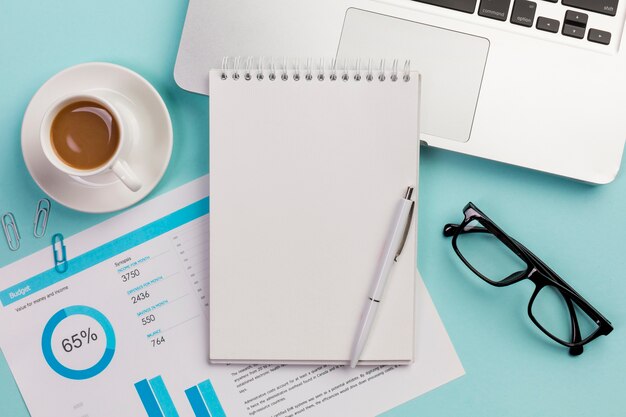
[
  {"xmin": 52, "ymin": 233, "xmax": 68, "ymax": 273},
  {"xmin": 394, "ymin": 189, "xmax": 415, "ymax": 262}
]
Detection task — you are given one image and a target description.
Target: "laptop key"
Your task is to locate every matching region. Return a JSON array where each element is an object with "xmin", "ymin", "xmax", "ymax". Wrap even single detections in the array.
[
  {"xmin": 536, "ymin": 16, "xmax": 559, "ymax": 33},
  {"xmin": 478, "ymin": 0, "xmax": 512, "ymax": 21},
  {"xmin": 510, "ymin": 0, "xmax": 536, "ymax": 27},
  {"xmin": 562, "ymin": 24, "xmax": 585, "ymax": 39},
  {"xmin": 564, "ymin": 10, "xmax": 588, "ymax": 28},
  {"xmin": 588, "ymin": 28, "xmax": 611, "ymax": 45},
  {"xmin": 413, "ymin": 0, "xmax": 478, "ymax": 13},
  {"xmin": 561, "ymin": 0, "xmax": 618, "ymax": 17}
]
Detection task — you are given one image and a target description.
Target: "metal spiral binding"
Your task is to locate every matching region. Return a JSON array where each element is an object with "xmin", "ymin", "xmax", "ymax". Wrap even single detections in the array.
[
  {"xmin": 233, "ymin": 57, "xmax": 241, "ymax": 80},
  {"xmin": 244, "ymin": 57, "xmax": 253, "ymax": 81},
  {"xmin": 341, "ymin": 60, "xmax": 350, "ymax": 82},
  {"xmin": 281, "ymin": 58, "xmax": 289, "ymax": 81},
  {"xmin": 317, "ymin": 58, "xmax": 325, "ymax": 81},
  {"xmin": 293, "ymin": 59, "xmax": 301, "ymax": 81},
  {"xmin": 403, "ymin": 60, "xmax": 411, "ymax": 82},
  {"xmin": 305, "ymin": 58, "xmax": 313, "ymax": 81},
  {"xmin": 257, "ymin": 58, "xmax": 264, "ymax": 80},
  {"xmin": 269, "ymin": 60, "xmax": 276, "ymax": 81},
  {"xmin": 220, "ymin": 57, "xmax": 411, "ymax": 82},
  {"xmin": 330, "ymin": 59, "xmax": 337, "ymax": 81},
  {"xmin": 391, "ymin": 59, "xmax": 399, "ymax": 82},
  {"xmin": 378, "ymin": 59, "xmax": 386, "ymax": 82},
  {"xmin": 221, "ymin": 57, "xmax": 228, "ymax": 80}
]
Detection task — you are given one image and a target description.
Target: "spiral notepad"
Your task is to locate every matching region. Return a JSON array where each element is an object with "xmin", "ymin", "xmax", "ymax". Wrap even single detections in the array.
[{"xmin": 209, "ymin": 57, "xmax": 421, "ymax": 365}]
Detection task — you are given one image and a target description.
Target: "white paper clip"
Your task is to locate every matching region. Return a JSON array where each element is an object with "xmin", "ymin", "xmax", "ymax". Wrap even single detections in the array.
[
  {"xmin": 2, "ymin": 212, "xmax": 20, "ymax": 251},
  {"xmin": 34, "ymin": 198, "xmax": 51, "ymax": 238}
]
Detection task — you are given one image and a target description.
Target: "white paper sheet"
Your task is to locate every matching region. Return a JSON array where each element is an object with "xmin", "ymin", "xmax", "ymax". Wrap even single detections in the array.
[{"xmin": 0, "ymin": 175, "xmax": 463, "ymax": 417}]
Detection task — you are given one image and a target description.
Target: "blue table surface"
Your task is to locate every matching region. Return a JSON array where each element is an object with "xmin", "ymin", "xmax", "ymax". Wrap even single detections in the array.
[{"xmin": 1, "ymin": 1, "xmax": 624, "ymax": 416}]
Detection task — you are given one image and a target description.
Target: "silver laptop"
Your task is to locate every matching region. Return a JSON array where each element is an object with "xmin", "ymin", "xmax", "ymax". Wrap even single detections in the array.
[{"xmin": 174, "ymin": 0, "xmax": 626, "ymax": 184}]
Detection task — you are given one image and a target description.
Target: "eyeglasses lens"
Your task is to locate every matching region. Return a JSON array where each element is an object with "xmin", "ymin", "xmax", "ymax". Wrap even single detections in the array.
[
  {"xmin": 455, "ymin": 219, "xmax": 527, "ymax": 283},
  {"xmin": 530, "ymin": 284, "xmax": 600, "ymax": 344}
]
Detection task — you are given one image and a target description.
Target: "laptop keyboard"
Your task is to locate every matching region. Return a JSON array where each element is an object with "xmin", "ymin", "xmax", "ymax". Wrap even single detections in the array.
[
  {"xmin": 561, "ymin": 0, "xmax": 617, "ymax": 16},
  {"xmin": 416, "ymin": 0, "xmax": 477, "ymax": 13},
  {"xmin": 412, "ymin": 0, "xmax": 618, "ymax": 45}
]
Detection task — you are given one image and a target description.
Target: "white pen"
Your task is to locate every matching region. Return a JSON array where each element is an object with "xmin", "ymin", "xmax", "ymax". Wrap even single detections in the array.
[{"xmin": 349, "ymin": 186, "xmax": 415, "ymax": 368}]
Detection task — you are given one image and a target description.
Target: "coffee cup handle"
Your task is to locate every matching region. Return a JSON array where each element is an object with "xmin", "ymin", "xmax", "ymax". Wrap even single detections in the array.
[{"xmin": 112, "ymin": 159, "xmax": 142, "ymax": 192}]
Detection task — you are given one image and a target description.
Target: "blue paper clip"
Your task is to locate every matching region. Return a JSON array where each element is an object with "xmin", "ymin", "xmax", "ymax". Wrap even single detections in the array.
[
  {"xmin": 52, "ymin": 233, "xmax": 68, "ymax": 273},
  {"xmin": 2, "ymin": 212, "xmax": 20, "ymax": 251}
]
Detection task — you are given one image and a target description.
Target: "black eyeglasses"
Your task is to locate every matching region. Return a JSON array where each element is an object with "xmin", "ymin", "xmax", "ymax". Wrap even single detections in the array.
[{"xmin": 443, "ymin": 202, "xmax": 613, "ymax": 355}]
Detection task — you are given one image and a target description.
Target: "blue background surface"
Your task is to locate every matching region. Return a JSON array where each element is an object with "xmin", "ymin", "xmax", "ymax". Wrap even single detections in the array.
[{"xmin": 0, "ymin": 1, "xmax": 624, "ymax": 416}]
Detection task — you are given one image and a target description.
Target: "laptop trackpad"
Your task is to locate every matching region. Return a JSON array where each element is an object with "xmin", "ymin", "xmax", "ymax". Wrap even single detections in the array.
[{"xmin": 337, "ymin": 8, "xmax": 489, "ymax": 142}]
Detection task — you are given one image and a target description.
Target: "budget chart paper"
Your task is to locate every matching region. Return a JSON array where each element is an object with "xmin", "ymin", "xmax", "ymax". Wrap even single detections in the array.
[{"xmin": 0, "ymin": 176, "xmax": 464, "ymax": 417}]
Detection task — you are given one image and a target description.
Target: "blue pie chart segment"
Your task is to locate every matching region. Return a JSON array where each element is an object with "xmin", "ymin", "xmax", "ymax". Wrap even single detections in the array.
[{"xmin": 41, "ymin": 305, "xmax": 116, "ymax": 380}]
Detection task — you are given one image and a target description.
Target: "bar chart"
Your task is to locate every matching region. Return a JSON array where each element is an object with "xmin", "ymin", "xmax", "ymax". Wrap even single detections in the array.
[
  {"xmin": 185, "ymin": 378, "xmax": 226, "ymax": 417},
  {"xmin": 135, "ymin": 375, "xmax": 180, "ymax": 417},
  {"xmin": 135, "ymin": 376, "xmax": 226, "ymax": 417}
]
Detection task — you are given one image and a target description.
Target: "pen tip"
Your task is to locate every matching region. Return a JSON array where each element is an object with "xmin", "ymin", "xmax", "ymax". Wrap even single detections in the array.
[{"xmin": 404, "ymin": 187, "xmax": 414, "ymax": 200}]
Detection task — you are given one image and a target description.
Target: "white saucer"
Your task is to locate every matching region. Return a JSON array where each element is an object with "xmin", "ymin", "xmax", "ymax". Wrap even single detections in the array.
[{"xmin": 22, "ymin": 62, "xmax": 173, "ymax": 213}]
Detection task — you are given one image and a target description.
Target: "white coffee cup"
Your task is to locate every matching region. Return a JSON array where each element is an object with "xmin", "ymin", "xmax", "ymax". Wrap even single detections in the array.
[{"xmin": 40, "ymin": 92, "xmax": 142, "ymax": 192}]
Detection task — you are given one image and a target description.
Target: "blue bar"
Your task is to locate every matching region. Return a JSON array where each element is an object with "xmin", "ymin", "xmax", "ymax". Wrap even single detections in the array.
[
  {"xmin": 149, "ymin": 376, "xmax": 180, "ymax": 417},
  {"xmin": 135, "ymin": 379, "xmax": 164, "ymax": 417},
  {"xmin": 198, "ymin": 379, "xmax": 226, "ymax": 417},
  {"xmin": 0, "ymin": 198, "xmax": 209, "ymax": 306},
  {"xmin": 185, "ymin": 386, "xmax": 211, "ymax": 417}
]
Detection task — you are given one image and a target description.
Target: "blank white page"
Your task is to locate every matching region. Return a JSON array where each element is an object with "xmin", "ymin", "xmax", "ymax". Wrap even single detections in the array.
[{"xmin": 209, "ymin": 63, "xmax": 420, "ymax": 364}]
